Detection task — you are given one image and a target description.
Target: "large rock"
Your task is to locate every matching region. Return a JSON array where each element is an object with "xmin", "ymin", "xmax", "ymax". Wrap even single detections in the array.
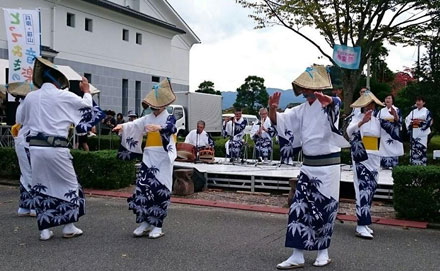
[{"xmin": 173, "ymin": 169, "xmax": 194, "ymax": 196}]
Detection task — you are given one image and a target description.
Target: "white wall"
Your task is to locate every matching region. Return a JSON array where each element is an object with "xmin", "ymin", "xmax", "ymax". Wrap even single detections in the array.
[{"xmin": 0, "ymin": 0, "xmax": 194, "ymax": 85}]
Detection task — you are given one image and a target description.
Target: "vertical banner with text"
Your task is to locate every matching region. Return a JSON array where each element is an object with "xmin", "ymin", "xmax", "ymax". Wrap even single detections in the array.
[{"xmin": 3, "ymin": 8, "xmax": 41, "ymax": 98}]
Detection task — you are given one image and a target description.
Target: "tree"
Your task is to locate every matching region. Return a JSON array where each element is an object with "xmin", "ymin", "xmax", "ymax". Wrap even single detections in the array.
[
  {"xmin": 237, "ymin": 0, "xmax": 440, "ymax": 114},
  {"xmin": 195, "ymin": 80, "xmax": 221, "ymax": 95},
  {"xmin": 233, "ymin": 75, "xmax": 269, "ymax": 114}
]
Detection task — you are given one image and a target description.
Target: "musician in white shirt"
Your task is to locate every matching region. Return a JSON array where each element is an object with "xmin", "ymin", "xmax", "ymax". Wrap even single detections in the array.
[{"xmin": 184, "ymin": 120, "xmax": 214, "ymax": 150}]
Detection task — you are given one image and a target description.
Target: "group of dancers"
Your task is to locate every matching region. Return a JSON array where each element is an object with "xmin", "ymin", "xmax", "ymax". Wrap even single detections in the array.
[{"xmin": 10, "ymin": 58, "xmax": 432, "ymax": 269}]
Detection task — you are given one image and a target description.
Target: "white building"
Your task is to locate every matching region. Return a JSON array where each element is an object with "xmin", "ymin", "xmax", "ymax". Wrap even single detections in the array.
[{"xmin": 0, "ymin": 0, "xmax": 200, "ymax": 115}]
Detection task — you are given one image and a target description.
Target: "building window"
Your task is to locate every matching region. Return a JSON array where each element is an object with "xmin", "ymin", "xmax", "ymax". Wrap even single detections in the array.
[
  {"xmin": 67, "ymin": 13, "xmax": 75, "ymax": 27},
  {"xmin": 152, "ymin": 76, "xmax": 160, "ymax": 83},
  {"xmin": 85, "ymin": 18, "xmax": 93, "ymax": 32},
  {"xmin": 84, "ymin": 73, "xmax": 92, "ymax": 83},
  {"xmin": 122, "ymin": 79, "xmax": 128, "ymax": 115},
  {"xmin": 122, "ymin": 29, "xmax": 129, "ymax": 41},
  {"xmin": 135, "ymin": 81, "xmax": 141, "ymax": 115},
  {"xmin": 136, "ymin": 33, "xmax": 142, "ymax": 45}
]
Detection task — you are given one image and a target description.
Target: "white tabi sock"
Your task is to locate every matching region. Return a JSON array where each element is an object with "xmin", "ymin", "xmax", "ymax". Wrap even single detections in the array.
[
  {"xmin": 63, "ymin": 223, "xmax": 82, "ymax": 234},
  {"xmin": 316, "ymin": 249, "xmax": 329, "ymax": 262},
  {"xmin": 285, "ymin": 248, "xmax": 305, "ymax": 264},
  {"xmin": 133, "ymin": 222, "xmax": 151, "ymax": 236},
  {"xmin": 17, "ymin": 208, "xmax": 30, "ymax": 215},
  {"xmin": 148, "ymin": 227, "xmax": 164, "ymax": 239}
]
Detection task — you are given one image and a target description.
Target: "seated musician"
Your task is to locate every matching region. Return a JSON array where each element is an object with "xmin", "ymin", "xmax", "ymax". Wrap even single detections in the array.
[
  {"xmin": 184, "ymin": 120, "xmax": 215, "ymax": 152},
  {"xmin": 250, "ymin": 107, "xmax": 275, "ymax": 162},
  {"xmin": 224, "ymin": 108, "xmax": 247, "ymax": 161}
]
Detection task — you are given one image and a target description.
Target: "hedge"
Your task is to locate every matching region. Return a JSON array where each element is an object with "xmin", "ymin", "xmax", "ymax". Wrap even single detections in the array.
[
  {"xmin": 0, "ymin": 148, "xmax": 135, "ymax": 190},
  {"xmin": 393, "ymin": 166, "xmax": 440, "ymax": 222}
]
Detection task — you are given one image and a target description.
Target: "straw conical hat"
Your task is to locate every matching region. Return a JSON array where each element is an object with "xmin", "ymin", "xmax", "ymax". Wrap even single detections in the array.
[
  {"xmin": 6, "ymin": 82, "xmax": 33, "ymax": 97},
  {"xmin": 143, "ymin": 78, "xmax": 176, "ymax": 108},
  {"xmin": 292, "ymin": 65, "xmax": 333, "ymax": 96},
  {"xmin": 33, "ymin": 57, "xmax": 69, "ymax": 89},
  {"xmin": 350, "ymin": 90, "xmax": 384, "ymax": 108}
]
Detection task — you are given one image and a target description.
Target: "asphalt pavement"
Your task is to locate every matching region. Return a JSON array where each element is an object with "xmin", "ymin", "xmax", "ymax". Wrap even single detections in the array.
[{"xmin": 0, "ymin": 185, "xmax": 439, "ymax": 271}]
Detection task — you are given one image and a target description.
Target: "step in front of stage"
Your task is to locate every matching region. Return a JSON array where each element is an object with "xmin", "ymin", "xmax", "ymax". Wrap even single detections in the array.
[{"xmin": 174, "ymin": 159, "xmax": 394, "ymax": 200}]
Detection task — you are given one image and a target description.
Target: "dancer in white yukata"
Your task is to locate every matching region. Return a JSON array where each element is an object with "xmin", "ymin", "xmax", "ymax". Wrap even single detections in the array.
[
  {"xmin": 185, "ymin": 120, "xmax": 215, "ymax": 152},
  {"xmin": 114, "ymin": 78, "xmax": 177, "ymax": 239},
  {"xmin": 405, "ymin": 96, "xmax": 433, "ymax": 166},
  {"xmin": 378, "ymin": 94, "xmax": 404, "ymax": 169},
  {"xmin": 347, "ymin": 91, "xmax": 400, "ymax": 239},
  {"xmin": 20, "ymin": 57, "xmax": 92, "ymax": 240},
  {"xmin": 224, "ymin": 108, "xmax": 248, "ymax": 162},
  {"xmin": 11, "ymin": 92, "xmax": 35, "ymax": 217},
  {"xmin": 272, "ymin": 65, "xmax": 350, "ymax": 269},
  {"xmin": 250, "ymin": 108, "xmax": 275, "ymax": 162}
]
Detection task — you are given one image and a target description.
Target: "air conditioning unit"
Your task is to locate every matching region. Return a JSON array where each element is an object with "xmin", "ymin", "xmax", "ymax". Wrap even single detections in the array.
[{"xmin": 433, "ymin": 150, "xmax": 440, "ymax": 160}]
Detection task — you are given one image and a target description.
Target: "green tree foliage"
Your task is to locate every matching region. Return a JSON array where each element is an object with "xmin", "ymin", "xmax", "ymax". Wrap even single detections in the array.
[
  {"xmin": 195, "ymin": 80, "xmax": 221, "ymax": 95},
  {"xmin": 397, "ymin": 18, "xmax": 440, "ymax": 135},
  {"xmin": 233, "ymin": 75, "xmax": 269, "ymax": 114},
  {"xmin": 236, "ymin": 0, "xmax": 440, "ymax": 114},
  {"xmin": 370, "ymin": 42, "xmax": 394, "ymax": 84}
]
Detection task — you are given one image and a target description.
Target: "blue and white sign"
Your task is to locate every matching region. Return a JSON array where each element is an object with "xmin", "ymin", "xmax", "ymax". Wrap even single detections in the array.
[{"xmin": 333, "ymin": 44, "xmax": 361, "ymax": 70}]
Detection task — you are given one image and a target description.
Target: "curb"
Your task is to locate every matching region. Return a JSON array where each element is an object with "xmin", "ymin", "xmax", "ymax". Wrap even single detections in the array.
[{"xmin": 84, "ymin": 189, "xmax": 429, "ymax": 229}]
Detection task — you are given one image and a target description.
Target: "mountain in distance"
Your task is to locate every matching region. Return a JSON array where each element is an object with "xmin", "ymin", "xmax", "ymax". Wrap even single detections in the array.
[{"xmin": 221, "ymin": 88, "xmax": 305, "ymax": 110}]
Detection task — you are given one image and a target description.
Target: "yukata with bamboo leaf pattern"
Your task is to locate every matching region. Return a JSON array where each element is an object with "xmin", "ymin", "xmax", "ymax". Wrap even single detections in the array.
[
  {"xmin": 250, "ymin": 117, "xmax": 275, "ymax": 160},
  {"xmin": 276, "ymin": 97, "xmax": 349, "ymax": 250},
  {"xmin": 19, "ymin": 83, "xmax": 94, "ymax": 230},
  {"xmin": 347, "ymin": 110, "xmax": 398, "ymax": 226},
  {"xmin": 378, "ymin": 107, "xmax": 404, "ymax": 168},
  {"xmin": 118, "ymin": 110, "xmax": 177, "ymax": 227},
  {"xmin": 224, "ymin": 117, "xmax": 247, "ymax": 159},
  {"xmin": 405, "ymin": 107, "xmax": 432, "ymax": 166}
]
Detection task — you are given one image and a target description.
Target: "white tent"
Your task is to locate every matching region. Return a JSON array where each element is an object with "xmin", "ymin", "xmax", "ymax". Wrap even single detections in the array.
[
  {"xmin": 0, "ymin": 60, "xmax": 100, "ymax": 95},
  {"xmin": 57, "ymin": 65, "xmax": 100, "ymax": 95}
]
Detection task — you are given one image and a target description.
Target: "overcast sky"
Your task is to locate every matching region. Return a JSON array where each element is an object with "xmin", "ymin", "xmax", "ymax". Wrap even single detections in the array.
[{"xmin": 167, "ymin": 0, "xmax": 422, "ymax": 92}]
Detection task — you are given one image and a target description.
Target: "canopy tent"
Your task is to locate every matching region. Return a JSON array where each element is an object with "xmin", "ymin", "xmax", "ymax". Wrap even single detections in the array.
[
  {"xmin": 0, "ymin": 59, "xmax": 8, "ymax": 96},
  {"xmin": 57, "ymin": 65, "xmax": 100, "ymax": 95},
  {"xmin": 0, "ymin": 59, "xmax": 100, "ymax": 96}
]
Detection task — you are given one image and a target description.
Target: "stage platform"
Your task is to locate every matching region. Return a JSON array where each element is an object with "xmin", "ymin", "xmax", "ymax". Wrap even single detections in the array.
[{"xmin": 174, "ymin": 158, "xmax": 394, "ymax": 200}]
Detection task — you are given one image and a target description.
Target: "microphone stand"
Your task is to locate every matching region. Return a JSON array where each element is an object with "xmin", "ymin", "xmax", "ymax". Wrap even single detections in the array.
[{"xmin": 195, "ymin": 132, "xmax": 200, "ymax": 163}]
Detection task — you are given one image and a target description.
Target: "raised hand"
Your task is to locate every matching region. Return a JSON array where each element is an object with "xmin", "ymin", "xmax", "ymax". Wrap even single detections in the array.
[
  {"xmin": 314, "ymin": 91, "xmax": 332, "ymax": 107},
  {"xmin": 363, "ymin": 110, "xmax": 373, "ymax": 122},
  {"xmin": 79, "ymin": 76, "xmax": 90, "ymax": 94},
  {"xmin": 112, "ymin": 124, "xmax": 123, "ymax": 132},
  {"xmin": 269, "ymin": 92, "xmax": 281, "ymax": 110}
]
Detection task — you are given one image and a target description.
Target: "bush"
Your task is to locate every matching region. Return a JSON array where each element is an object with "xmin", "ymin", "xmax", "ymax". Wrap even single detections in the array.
[
  {"xmin": 393, "ymin": 166, "xmax": 440, "ymax": 222},
  {"xmin": 87, "ymin": 134, "xmax": 120, "ymax": 151},
  {"xmin": 0, "ymin": 148, "xmax": 21, "ymax": 179},
  {"xmin": 0, "ymin": 147, "xmax": 135, "ymax": 190},
  {"xmin": 71, "ymin": 150, "xmax": 136, "ymax": 189}
]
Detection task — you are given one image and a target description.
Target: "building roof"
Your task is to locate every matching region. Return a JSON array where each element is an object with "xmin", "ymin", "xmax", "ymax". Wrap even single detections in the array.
[{"xmin": 81, "ymin": 0, "xmax": 186, "ymax": 34}]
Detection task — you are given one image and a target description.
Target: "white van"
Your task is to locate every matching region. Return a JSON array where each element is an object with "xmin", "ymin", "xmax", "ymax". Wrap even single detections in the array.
[{"xmin": 222, "ymin": 113, "xmax": 258, "ymax": 134}]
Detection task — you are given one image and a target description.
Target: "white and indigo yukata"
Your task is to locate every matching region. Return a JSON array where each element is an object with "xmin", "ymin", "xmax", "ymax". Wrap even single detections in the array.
[
  {"xmin": 184, "ymin": 129, "xmax": 215, "ymax": 150},
  {"xmin": 20, "ymin": 83, "xmax": 101, "ymax": 230},
  {"xmin": 224, "ymin": 118, "xmax": 248, "ymax": 159},
  {"xmin": 378, "ymin": 106, "xmax": 404, "ymax": 168},
  {"xmin": 117, "ymin": 110, "xmax": 177, "ymax": 228},
  {"xmin": 276, "ymin": 97, "xmax": 349, "ymax": 250},
  {"xmin": 405, "ymin": 107, "xmax": 432, "ymax": 166},
  {"xmin": 347, "ymin": 110, "xmax": 400, "ymax": 226},
  {"xmin": 250, "ymin": 117, "xmax": 275, "ymax": 160},
  {"xmin": 14, "ymin": 102, "xmax": 33, "ymax": 210},
  {"xmin": 275, "ymin": 107, "xmax": 302, "ymax": 164}
]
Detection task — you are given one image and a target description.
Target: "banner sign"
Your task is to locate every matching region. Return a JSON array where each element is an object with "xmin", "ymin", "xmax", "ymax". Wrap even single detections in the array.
[
  {"xmin": 333, "ymin": 44, "xmax": 361, "ymax": 70},
  {"xmin": 3, "ymin": 8, "xmax": 41, "ymax": 89}
]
